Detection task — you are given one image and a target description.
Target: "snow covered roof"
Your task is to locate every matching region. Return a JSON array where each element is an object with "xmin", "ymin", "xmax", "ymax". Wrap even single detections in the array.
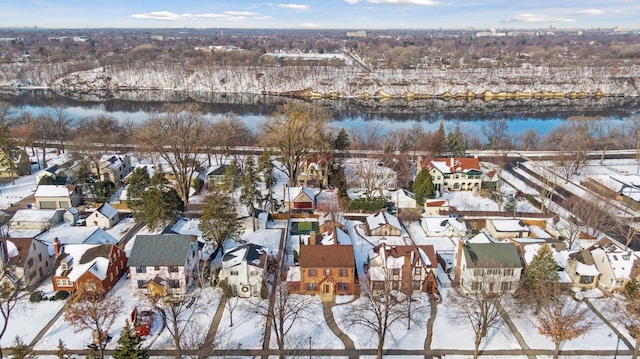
[
  {"xmin": 37, "ymin": 225, "xmax": 118, "ymax": 256},
  {"xmin": 366, "ymin": 211, "xmax": 402, "ymax": 232},
  {"xmin": 576, "ymin": 262, "xmax": 600, "ymax": 276},
  {"xmin": 10, "ymin": 209, "xmax": 60, "ymax": 223},
  {"xmin": 523, "ymin": 243, "xmax": 569, "ymax": 269},
  {"xmin": 422, "ymin": 217, "xmax": 467, "ymax": 233},
  {"xmin": 425, "ymin": 199, "xmax": 450, "ymax": 208},
  {"xmin": 491, "ymin": 219, "xmax": 528, "ymax": 232},
  {"xmin": 56, "ymin": 244, "xmax": 114, "ymax": 282},
  {"xmin": 529, "ymin": 226, "xmax": 552, "ymax": 239},
  {"xmin": 319, "ymin": 227, "xmax": 351, "ymax": 245},
  {"xmin": 426, "ymin": 157, "xmax": 481, "ymax": 174},
  {"xmin": 467, "ymin": 231, "xmax": 497, "ymax": 244},
  {"xmin": 34, "ymin": 185, "xmax": 73, "ymax": 198},
  {"xmin": 222, "ymin": 243, "xmax": 268, "ymax": 269},
  {"xmin": 287, "ymin": 186, "xmax": 315, "ymax": 202},
  {"xmin": 96, "ymin": 203, "xmax": 118, "ymax": 219},
  {"xmin": 622, "ymin": 187, "xmax": 640, "ymax": 202}
]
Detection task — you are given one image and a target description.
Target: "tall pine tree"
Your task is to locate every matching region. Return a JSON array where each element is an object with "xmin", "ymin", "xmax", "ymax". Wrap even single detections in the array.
[
  {"xmin": 519, "ymin": 244, "xmax": 560, "ymax": 313},
  {"xmin": 240, "ymin": 156, "xmax": 261, "ymax": 232},
  {"xmin": 447, "ymin": 124, "xmax": 467, "ymax": 158},
  {"xmin": 114, "ymin": 320, "xmax": 148, "ymax": 359},
  {"xmin": 413, "ymin": 169, "xmax": 436, "ymax": 205}
]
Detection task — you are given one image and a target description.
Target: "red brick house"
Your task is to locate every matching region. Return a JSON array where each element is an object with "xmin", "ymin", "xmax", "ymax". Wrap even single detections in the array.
[
  {"xmin": 52, "ymin": 240, "xmax": 127, "ymax": 292},
  {"xmin": 288, "ymin": 243, "xmax": 358, "ymax": 301}
]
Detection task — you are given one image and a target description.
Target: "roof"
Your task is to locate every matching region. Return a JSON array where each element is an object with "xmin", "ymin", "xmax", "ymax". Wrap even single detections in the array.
[
  {"xmin": 425, "ymin": 199, "xmax": 449, "ymax": 207},
  {"xmin": 299, "ymin": 245, "xmax": 355, "ymax": 268},
  {"xmin": 96, "ymin": 203, "xmax": 118, "ymax": 219},
  {"xmin": 426, "ymin": 157, "xmax": 481, "ymax": 174},
  {"xmin": 128, "ymin": 234, "xmax": 196, "ymax": 266},
  {"xmin": 366, "ymin": 211, "xmax": 402, "ymax": 232},
  {"xmin": 422, "ymin": 217, "xmax": 467, "ymax": 234},
  {"xmin": 287, "ymin": 186, "xmax": 315, "ymax": 202},
  {"xmin": 467, "ymin": 231, "xmax": 497, "ymax": 244},
  {"xmin": 319, "ymin": 227, "xmax": 351, "ymax": 245},
  {"xmin": 34, "ymin": 185, "xmax": 73, "ymax": 198},
  {"xmin": 491, "ymin": 219, "xmax": 528, "ymax": 232},
  {"xmin": 10, "ymin": 209, "xmax": 60, "ymax": 223},
  {"xmin": 463, "ymin": 243, "xmax": 523, "ymax": 269},
  {"xmin": 206, "ymin": 165, "xmax": 228, "ymax": 176},
  {"xmin": 222, "ymin": 243, "xmax": 268, "ymax": 269},
  {"xmin": 0, "ymin": 238, "xmax": 33, "ymax": 267},
  {"xmin": 523, "ymin": 243, "xmax": 569, "ymax": 269},
  {"xmin": 53, "ymin": 244, "xmax": 115, "ymax": 281}
]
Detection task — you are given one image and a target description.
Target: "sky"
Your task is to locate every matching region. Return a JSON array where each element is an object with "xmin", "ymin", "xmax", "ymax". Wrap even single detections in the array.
[{"xmin": 0, "ymin": 0, "xmax": 638, "ymax": 30}]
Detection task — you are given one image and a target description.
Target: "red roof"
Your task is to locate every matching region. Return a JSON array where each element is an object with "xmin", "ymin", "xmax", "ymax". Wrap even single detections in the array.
[{"xmin": 424, "ymin": 157, "xmax": 481, "ymax": 173}]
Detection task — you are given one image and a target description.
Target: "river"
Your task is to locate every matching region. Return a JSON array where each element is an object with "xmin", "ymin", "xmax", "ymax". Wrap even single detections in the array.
[{"xmin": 1, "ymin": 90, "xmax": 639, "ymax": 137}]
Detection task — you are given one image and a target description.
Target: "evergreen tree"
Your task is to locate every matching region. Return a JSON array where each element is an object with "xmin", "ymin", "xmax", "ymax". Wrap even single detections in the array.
[
  {"xmin": 240, "ymin": 156, "xmax": 261, "ymax": 232},
  {"xmin": 519, "ymin": 244, "xmax": 560, "ymax": 313},
  {"xmin": 503, "ymin": 194, "xmax": 517, "ymax": 215},
  {"xmin": 56, "ymin": 339, "xmax": 70, "ymax": 359},
  {"xmin": 135, "ymin": 186, "xmax": 184, "ymax": 231},
  {"xmin": 333, "ymin": 128, "xmax": 351, "ymax": 153},
  {"xmin": 447, "ymin": 124, "xmax": 467, "ymax": 157},
  {"xmin": 431, "ymin": 120, "xmax": 448, "ymax": 157},
  {"xmin": 223, "ymin": 160, "xmax": 238, "ymax": 193},
  {"xmin": 10, "ymin": 336, "xmax": 36, "ymax": 359},
  {"xmin": 199, "ymin": 189, "xmax": 243, "ymax": 255},
  {"xmin": 93, "ymin": 179, "xmax": 115, "ymax": 202},
  {"xmin": 413, "ymin": 169, "xmax": 436, "ymax": 205},
  {"xmin": 114, "ymin": 320, "xmax": 148, "ymax": 359},
  {"xmin": 150, "ymin": 164, "xmax": 168, "ymax": 187},
  {"xmin": 258, "ymin": 151, "xmax": 278, "ymax": 212},
  {"xmin": 126, "ymin": 167, "xmax": 150, "ymax": 202}
]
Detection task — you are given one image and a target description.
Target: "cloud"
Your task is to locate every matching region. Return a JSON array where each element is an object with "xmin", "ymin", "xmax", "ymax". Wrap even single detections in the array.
[
  {"xmin": 366, "ymin": 0, "xmax": 440, "ymax": 4},
  {"xmin": 130, "ymin": 11, "xmax": 252, "ymax": 21},
  {"xmin": 300, "ymin": 22, "xmax": 319, "ymax": 27},
  {"xmin": 276, "ymin": 3, "xmax": 309, "ymax": 10},
  {"xmin": 344, "ymin": 0, "xmax": 361, "ymax": 3},
  {"xmin": 503, "ymin": 13, "xmax": 576, "ymax": 23},
  {"xmin": 572, "ymin": 9, "xmax": 622, "ymax": 15}
]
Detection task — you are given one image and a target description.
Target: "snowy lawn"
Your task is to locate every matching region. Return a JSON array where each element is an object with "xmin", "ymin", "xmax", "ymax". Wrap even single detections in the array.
[
  {"xmin": 214, "ymin": 296, "xmax": 266, "ymax": 350},
  {"xmin": 0, "ymin": 281, "xmax": 65, "ymax": 348},
  {"xmin": 332, "ymin": 293, "xmax": 430, "ymax": 350},
  {"xmin": 431, "ymin": 289, "xmax": 521, "ymax": 351}
]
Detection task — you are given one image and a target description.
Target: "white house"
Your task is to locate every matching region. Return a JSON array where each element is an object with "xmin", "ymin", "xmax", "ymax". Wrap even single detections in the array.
[
  {"xmin": 9, "ymin": 209, "xmax": 63, "ymax": 231},
  {"xmin": 34, "ymin": 185, "xmax": 82, "ymax": 209},
  {"xmin": 590, "ymin": 242, "xmax": 636, "ymax": 292},
  {"xmin": 344, "ymin": 160, "xmax": 397, "ymax": 191},
  {"xmin": 92, "ymin": 154, "xmax": 132, "ymax": 183},
  {"xmin": 419, "ymin": 157, "xmax": 482, "ymax": 192},
  {"xmin": 88, "ymin": 203, "xmax": 119, "ymax": 229},
  {"xmin": 456, "ymin": 242, "xmax": 523, "ymax": 294},
  {"xmin": 0, "ymin": 237, "xmax": 52, "ymax": 289},
  {"xmin": 421, "ymin": 216, "xmax": 468, "ymax": 237},
  {"xmin": 218, "ymin": 243, "xmax": 269, "ymax": 297},
  {"xmin": 63, "ymin": 208, "xmax": 80, "ymax": 224}
]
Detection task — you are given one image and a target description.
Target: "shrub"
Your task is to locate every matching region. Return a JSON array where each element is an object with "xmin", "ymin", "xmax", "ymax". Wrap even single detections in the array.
[
  {"xmin": 29, "ymin": 291, "xmax": 44, "ymax": 303},
  {"xmin": 53, "ymin": 290, "xmax": 70, "ymax": 301}
]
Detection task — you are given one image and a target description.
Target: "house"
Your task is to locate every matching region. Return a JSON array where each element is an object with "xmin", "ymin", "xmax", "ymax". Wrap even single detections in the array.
[
  {"xmin": 51, "ymin": 241, "xmax": 126, "ymax": 293},
  {"xmin": 296, "ymin": 154, "xmax": 331, "ymax": 188},
  {"xmin": 0, "ymin": 148, "xmax": 29, "ymax": 178},
  {"xmin": 206, "ymin": 165, "xmax": 228, "ymax": 190},
  {"xmin": 280, "ymin": 185, "xmax": 316, "ymax": 211},
  {"xmin": 385, "ymin": 189, "xmax": 417, "ymax": 209},
  {"xmin": 91, "ymin": 154, "xmax": 132, "ymax": 183},
  {"xmin": 421, "ymin": 216, "xmax": 468, "ymax": 237},
  {"xmin": 0, "ymin": 238, "xmax": 52, "ymax": 289},
  {"xmin": 289, "ymin": 244, "xmax": 357, "ymax": 301},
  {"xmin": 218, "ymin": 243, "xmax": 269, "ymax": 297},
  {"xmin": 128, "ymin": 234, "xmax": 198, "ymax": 296},
  {"xmin": 309, "ymin": 227, "xmax": 351, "ymax": 246},
  {"xmin": 319, "ymin": 212, "xmax": 345, "ymax": 234},
  {"xmin": 423, "ymin": 199, "xmax": 452, "ymax": 215},
  {"xmin": 456, "ymin": 242, "xmax": 523, "ymax": 294},
  {"xmin": 419, "ymin": 157, "xmax": 482, "ymax": 192},
  {"xmin": 486, "ymin": 219, "xmax": 529, "ymax": 239},
  {"xmin": 34, "ymin": 184, "xmax": 82, "ymax": 209},
  {"xmin": 589, "ymin": 242, "xmax": 635, "ymax": 292},
  {"xmin": 566, "ymin": 250, "xmax": 600, "ymax": 290},
  {"xmin": 344, "ymin": 160, "xmax": 397, "ymax": 191},
  {"xmin": 88, "ymin": 203, "xmax": 119, "ymax": 229},
  {"xmin": 63, "ymin": 208, "xmax": 80, "ymax": 224},
  {"xmin": 366, "ymin": 211, "xmax": 402, "ymax": 237},
  {"xmin": 367, "ymin": 244, "xmax": 438, "ymax": 295},
  {"xmin": 9, "ymin": 209, "xmax": 63, "ymax": 231}
]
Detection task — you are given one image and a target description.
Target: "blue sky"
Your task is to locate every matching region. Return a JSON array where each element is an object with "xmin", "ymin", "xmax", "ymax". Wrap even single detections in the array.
[{"xmin": 0, "ymin": 0, "xmax": 638, "ymax": 29}]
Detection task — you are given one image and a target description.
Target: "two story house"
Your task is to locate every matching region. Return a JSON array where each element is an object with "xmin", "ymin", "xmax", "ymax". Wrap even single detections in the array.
[
  {"xmin": 88, "ymin": 203, "xmax": 119, "ymax": 229},
  {"xmin": 91, "ymin": 154, "xmax": 132, "ymax": 183},
  {"xmin": 456, "ymin": 242, "xmax": 523, "ymax": 294},
  {"xmin": 218, "ymin": 243, "xmax": 269, "ymax": 298},
  {"xmin": 590, "ymin": 241, "xmax": 635, "ymax": 292},
  {"xmin": 128, "ymin": 234, "xmax": 198, "ymax": 296},
  {"xmin": 421, "ymin": 216, "xmax": 468, "ymax": 238},
  {"xmin": 0, "ymin": 237, "xmax": 52, "ymax": 289},
  {"xmin": 420, "ymin": 157, "xmax": 482, "ymax": 192},
  {"xmin": 296, "ymin": 154, "xmax": 331, "ymax": 188},
  {"xmin": 367, "ymin": 244, "xmax": 438, "ymax": 295},
  {"xmin": 291, "ymin": 244, "xmax": 357, "ymax": 301}
]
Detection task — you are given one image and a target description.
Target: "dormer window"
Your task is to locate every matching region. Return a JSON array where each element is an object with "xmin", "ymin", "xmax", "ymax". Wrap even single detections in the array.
[{"xmin": 60, "ymin": 262, "xmax": 68, "ymax": 271}]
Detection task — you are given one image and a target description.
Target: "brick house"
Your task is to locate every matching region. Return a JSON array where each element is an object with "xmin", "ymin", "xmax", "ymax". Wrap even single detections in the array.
[
  {"xmin": 289, "ymin": 244, "xmax": 357, "ymax": 301},
  {"xmin": 51, "ymin": 241, "xmax": 127, "ymax": 293},
  {"xmin": 367, "ymin": 244, "xmax": 438, "ymax": 295}
]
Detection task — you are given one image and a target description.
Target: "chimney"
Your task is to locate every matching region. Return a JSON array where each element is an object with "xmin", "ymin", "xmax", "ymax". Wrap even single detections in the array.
[
  {"xmin": 309, "ymin": 232, "xmax": 316, "ymax": 246},
  {"xmin": 53, "ymin": 237, "xmax": 61, "ymax": 257},
  {"xmin": 402, "ymin": 253, "xmax": 412, "ymax": 294},
  {"xmin": 453, "ymin": 237, "xmax": 464, "ymax": 285},
  {"xmin": 450, "ymin": 157, "xmax": 454, "ymax": 167}
]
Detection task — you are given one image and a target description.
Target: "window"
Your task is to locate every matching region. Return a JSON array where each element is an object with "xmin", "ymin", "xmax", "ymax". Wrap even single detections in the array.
[
  {"xmin": 325, "ymin": 269, "xmax": 331, "ymax": 276},
  {"xmin": 579, "ymin": 276, "xmax": 594, "ymax": 284},
  {"xmin": 471, "ymin": 282, "xmax": 482, "ymax": 291},
  {"xmin": 487, "ymin": 268, "xmax": 501, "ymax": 275},
  {"xmin": 60, "ymin": 262, "xmax": 68, "ymax": 271},
  {"xmin": 340, "ymin": 269, "xmax": 347, "ymax": 277},
  {"xmin": 154, "ymin": 266, "xmax": 160, "ymax": 271},
  {"xmin": 453, "ymin": 183, "xmax": 460, "ymax": 190},
  {"xmin": 135, "ymin": 266, "xmax": 146, "ymax": 273},
  {"xmin": 372, "ymin": 281, "xmax": 385, "ymax": 290},
  {"xmin": 413, "ymin": 280, "xmax": 421, "ymax": 290},
  {"xmin": 337, "ymin": 283, "xmax": 349, "ymax": 291},
  {"xmin": 309, "ymin": 269, "xmax": 316, "ymax": 277},
  {"xmin": 38, "ymin": 253, "xmax": 42, "ymax": 261},
  {"xmin": 500, "ymin": 281, "xmax": 512, "ymax": 291},
  {"xmin": 170, "ymin": 280, "xmax": 181, "ymax": 289},
  {"xmin": 392, "ymin": 268, "xmax": 400, "ymax": 276},
  {"xmin": 230, "ymin": 271, "xmax": 239, "ymax": 276},
  {"xmin": 504, "ymin": 268, "xmax": 514, "ymax": 276},
  {"xmin": 29, "ymin": 271, "xmax": 36, "ymax": 280},
  {"xmin": 250, "ymin": 271, "xmax": 259, "ymax": 276},
  {"xmin": 109, "ymin": 273, "xmax": 113, "ymax": 281},
  {"xmin": 168, "ymin": 266, "xmax": 179, "ymax": 273},
  {"xmin": 415, "ymin": 267, "xmax": 422, "ymax": 275},
  {"xmin": 616, "ymin": 280, "xmax": 625, "ymax": 287},
  {"xmin": 306, "ymin": 283, "xmax": 318, "ymax": 291},
  {"xmin": 27, "ymin": 258, "xmax": 34, "ymax": 268},
  {"xmin": 56, "ymin": 279, "xmax": 72, "ymax": 287},
  {"xmin": 231, "ymin": 284, "xmax": 238, "ymax": 294},
  {"xmin": 473, "ymin": 269, "xmax": 484, "ymax": 276},
  {"xmin": 392, "ymin": 281, "xmax": 400, "ymax": 290}
]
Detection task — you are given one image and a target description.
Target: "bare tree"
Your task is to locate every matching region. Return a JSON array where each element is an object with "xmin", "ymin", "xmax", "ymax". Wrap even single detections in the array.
[
  {"xmin": 44, "ymin": 108, "xmax": 73, "ymax": 154},
  {"xmin": 73, "ymin": 115, "xmax": 128, "ymax": 181},
  {"xmin": 349, "ymin": 158, "xmax": 397, "ymax": 196},
  {"xmin": 219, "ymin": 279, "xmax": 240, "ymax": 327},
  {"xmin": 63, "ymin": 287, "xmax": 124, "ymax": 359},
  {"xmin": 551, "ymin": 196, "xmax": 602, "ymax": 249},
  {"xmin": 251, "ymin": 282, "xmax": 313, "ymax": 353},
  {"xmin": 614, "ymin": 282, "xmax": 640, "ymax": 358},
  {"xmin": 537, "ymin": 298, "xmax": 593, "ymax": 359},
  {"xmin": 260, "ymin": 102, "xmax": 329, "ymax": 185},
  {"xmin": 0, "ymin": 274, "xmax": 22, "ymax": 359},
  {"xmin": 135, "ymin": 104, "xmax": 209, "ymax": 206},
  {"xmin": 153, "ymin": 292, "xmax": 203, "ymax": 359}
]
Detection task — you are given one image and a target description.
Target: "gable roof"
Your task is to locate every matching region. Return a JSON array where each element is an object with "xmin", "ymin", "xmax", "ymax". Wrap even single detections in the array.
[
  {"xmin": 491, "ymin": 219, "xmax": 528, "ymax": 232},
  {"xmin": 222, "ymin": 243, "xmax": 268, "ymax": 269},
  {"xmin": 287, "ymin": 186, "xmax": 315, "ymax": 202},
  {"xmin": 426, "ymin": 157, "xmax": 481, "ymax": 174},
  {"xmin": 299, "ymin": 245, "xmax": 355, "ymax": 268},
  {"xmin": 128, "ymin": 234, "xmax": 195, "ymax": 266},
  {"xmin": 366, "ymin": 211, "xmax": 402, "ymax": 232},
  {"xmin": 463, "ymin": 243, "xmax": 523, "ymax": 269},
  {"xmin": 0, "ymin": 238, "xmax": 34, "ymax": 267},
  {"xmin": 96, "ymin": 203, "xmax": 118, "ymax": 219}
]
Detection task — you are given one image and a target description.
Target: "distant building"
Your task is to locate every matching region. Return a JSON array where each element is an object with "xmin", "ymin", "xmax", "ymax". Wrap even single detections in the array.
[
  {"xmin": 419, "ymin": 157, "xmax": 482, "ymax": 192},
  {"xmin": 347, "ymin": 30, "xmax": 366, "ymax": 38}
]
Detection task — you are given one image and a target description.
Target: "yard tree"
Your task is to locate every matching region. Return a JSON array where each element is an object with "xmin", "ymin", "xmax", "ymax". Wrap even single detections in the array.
[
  {"xmin": 134, "ymin": 104, "xmax": 209, "ymax": 206},
  {"xmin": 219, "ymin": 279, "xmax": 240, "ymax": 327},
  {"xmin": 10, "ymin": 336, "xmax": 35, "ymax": 359},
  {"xmin": 222, "ymin": 159, "xmax": 239, "ymax": 195},
  {"xmin": 353, "ymin": 159, "xmax": 397, "ymax": 196},
  {"xmin": 503, "ymin": 194, "xmax": 516, "ymax": 215},
  {"xmin": 260, "ymin": 102, "xmax": 330, "ymax": 186},
  {"xmin": 428, "ymin": 120, "xmax": 448, "ymax": 157},
  {"xmin": 518, "ymin": 244, "xmax": 560, "ymax": 314},
  {"xmin": 342, "ymin": 280, "xmax": 417, "ymax": 359},
  {"xmin": 73, "ymin": 115, "xmax": 129, "ymax": 181},
  {"xmin": 92, "ymin": 179, "xmax": 116, "ymax": 202},
  {"xmin": 251, "ymin": 282, "xmax": 314, "ymax": 353},
  {"xmin": 537, "ymin": 298, "xmax": 593, "ymax": 359},
  {"xmin": 44, "ymin": 107, "xmax": 73, "ymax": 154},
  {"xmin": 113, "ymin": 320, "xmax": 148, "ymax": 359},
  {"xmin": 64, "ymin": 287, "xmax": 124, "ymax": 359},
  {"xmin": 447, "ymin": 123, "xmax": 467, "ymax": 157},
  {"xmin": 126, "ymin": 167, "xmax": 150, "ymax": 204},
  {"xmin": 0, "ymin": 124, "xmax": 19, "ymax": 184},
  {"xmin": 133, "ymin": 168, "xmax": 184, "ymax": 231},
  {"xmin": 151, "ymin": 292, "xmax": 203, "ymax": 359},
  {"xmin": 0, "ymin": 271, "xmax": 23, "ymax": 359},
  {"xmin": 199, "ymin": 189, "xmax": 243, "ymax": 255},
  {"xmin": 615, "ymin": 280, "xmax": 640, "ymax": 358},
  {"xmin": 240, "ymin": 156, "xmax": 261, "ymax": 232},
  {"xmin": 55, "ymin": 339, "xmax": 70, "ymax": 359},
  {"xmin": 413, "ymin": 169, "xmax": 435, "ymax": 205},
  {"xmin": 258, "ymin": 151, "xmax": 278, "ymax": 212},
  {"xmin": 333, "ymin": 127, "xmax": 351, "ymax": 153}
]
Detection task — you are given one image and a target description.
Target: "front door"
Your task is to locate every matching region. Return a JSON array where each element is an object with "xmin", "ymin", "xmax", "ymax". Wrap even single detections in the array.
[
  {"xmin": 323, "ymin": 283, "xmax": 330, "ymax": 294},
  {"xmin": 320, "ymin": 282, "xmax": 335, "ymax": 301}
]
